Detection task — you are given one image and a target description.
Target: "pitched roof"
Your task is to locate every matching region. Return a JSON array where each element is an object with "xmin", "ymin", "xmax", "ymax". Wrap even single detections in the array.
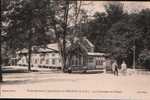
[
  {"xmin": 47, "ymin": 43, "xmax": 59, "ymax": 51},
  {"xmin": 17, "ymin": 43, "xmax": 59, "ymax": 54},
  {"xmin": 16, "ymin": 48, "xmax": 28, "ymax": 54},
  {"xmin": 17, "ymin": 37, "xmax": 95, "ymax": 54},
  {"xmin": 82, "ymin": 37, "xmax": 94, "ymax": 48},
  {"xmin": 66, "ymin": 41, "xmax": 88, "ymax": 54}
]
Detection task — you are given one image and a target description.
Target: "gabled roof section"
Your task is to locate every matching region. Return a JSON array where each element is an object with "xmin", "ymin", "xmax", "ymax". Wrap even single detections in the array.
[
  {"xmin": 82, "ymin": 37, "xmax": 94, "ymax": 48},
  {"xmin": 47, "ymin": 43, "xmax": 59, "ymax": 51},
  {"xmin": 66, "ymin": 36, "xmax": 95, "ymax": 53},
  {"xmin": 66, "ymin": 41, "xmax": 88, "ymax": 55},
  {"xmin": 16, "ymin": 48, "xmax": 28, "ymax": 54}
]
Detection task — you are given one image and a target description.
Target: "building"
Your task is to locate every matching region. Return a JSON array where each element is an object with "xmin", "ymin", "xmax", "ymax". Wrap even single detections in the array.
[
  {"xmin": 17, "ymin": 43, "xmax": 62, "ymax": 69},
  {"xmin": 65, "ymin": 37, "xmax": 108, "ymax": 72},
  {"xmin": 16, "ymin": 37, "xmax": 109, "ymax": 72}
]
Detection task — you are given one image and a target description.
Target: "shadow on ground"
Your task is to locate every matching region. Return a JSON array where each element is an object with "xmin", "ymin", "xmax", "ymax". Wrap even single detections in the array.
[
  {"xmin": 2, "ymin": 69, "xmax": 38, "ymax": 73},
  {"xmin": 67, "ymin": 70, "xmax": 104, "ymax": 74}
]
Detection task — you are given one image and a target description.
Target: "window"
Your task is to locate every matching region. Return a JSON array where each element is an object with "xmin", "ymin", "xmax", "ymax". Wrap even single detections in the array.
[
  {"xmin": 52, "ymin": 59, "xmax": 56, "ymax": 65},
  {"xmin": 59, "ymin": 59, "xmax": 61, "ymax": 63},
  {"xmin": 40, "ymin": 59, "xmax": 44, "ymax": 64},
  {"xmin": 72, "ymin": 56, "xmax": 76, "ymax": 65},
  {"xmin": 52, "ymin": 53, "xmax": 55, "ymax": 56},
  {"xmin": 78, "ymin": 55, "xmax": 83, "ymax": 65},
  {"xmin": 22, "ymin": 59, "xmax": 24, "ymax": 63},
  {"xmin": 46, "ymin": 59, "xmax": 49, "ymax": 64},
  {"xmin": 35, "ymin": 59, "xmax": 37, "ymax": 64},
  {"xmin": 32, "ymin": 59, "xmax": 34, "ymax": 63},
  {"xmin": 88, "ymin": 57, "xmax": 93, "ymax": 63}
]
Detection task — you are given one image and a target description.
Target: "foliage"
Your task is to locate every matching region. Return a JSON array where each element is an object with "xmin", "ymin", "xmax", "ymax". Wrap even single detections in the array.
[
  {"xmin": 138, "ymin": 49, "xmax": 150, "ymax": 70},
  {"xmin": 1, "ymin": 1, "xmax": 150, "ymax": 69},
  {"xmin": 133, "ymin": 9, "xmax": 150, "ymax": 50},
  {"xmin": 1, "ymin": 0, "xmax": 53, "ymax": 71},
  {"xmin": 80, "ymin": 2, "xmax": 150, "ymax": 67}
]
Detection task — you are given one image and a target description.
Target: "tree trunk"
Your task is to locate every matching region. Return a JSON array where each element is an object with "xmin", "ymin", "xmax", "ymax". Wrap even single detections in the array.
[
  {"xmin": 0, "ymin": 31, "xmax": 2, "ymax": 82},
  {"xmin": 28, "ymin": 29, "xmax": 33, "ymax": 72},
  {"xmin": 62, "ymin": 1, "xmax": 69, "ymax": 72},
  {"xmin": 73, "ymin": 1, "xmax": 82, "ymax": 37},
  {"xmin": 28, "ymin": 41, "xmax": 32, "ymax": 72},
  {"xmin": 50, "ymin": 0, "xmax": 64, "ymax": 71}
]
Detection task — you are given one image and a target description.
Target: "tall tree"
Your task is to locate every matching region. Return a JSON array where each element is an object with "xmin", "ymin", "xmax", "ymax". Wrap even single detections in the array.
[
  {"xmin": 1, "ymin": 0, "xmax": 52, "ymax": 71},
  {"xmin": 1, "ymin": 0, "xmax": 12, "ymax": 82},
  {"xmin": 80, "ymin": 2, "xmax": 126, "ymax": 53},
  {"xmin": 104, "ymin": 2, "xmax": 126, "ymax": 25},
  {"xmin": 49, "ymin": 0, "xmax": 84, "ymax": 71},
  {"xmin": 0, "ymin": 27, "xmax": 1, "ymax": 81},
  {"xmin": 85, "ymin": 12, "xmax": 108, "ymax": 52},
  {"xmin": 61, "ymin": 0, "xmax": 70, "ymax": 71},
  {"xmin": 106, "ymin": 18, "xmax": 141, "ymax": 65},
  {"xmin": 133, "ymin": 9, "xmax": 150, "ymax": 50},
  {"xmin": 20, "ymin": 0, "xmax": 52, "ymax": 71}
]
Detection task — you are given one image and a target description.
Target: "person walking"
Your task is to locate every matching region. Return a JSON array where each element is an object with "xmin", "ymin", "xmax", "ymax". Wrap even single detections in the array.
[
  {"xmin": 121, "ymin": 61, "xmax": 127, "ymax": 75},
  {"xmin": 112, "ymin": 60, "xmax": 118, "ymax": 76}
]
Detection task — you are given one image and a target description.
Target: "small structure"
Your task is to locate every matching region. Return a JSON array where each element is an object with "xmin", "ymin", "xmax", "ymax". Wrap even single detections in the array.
[{"xmin": 65, "ymin": 37, "xmax": 108, "ymax": 72}]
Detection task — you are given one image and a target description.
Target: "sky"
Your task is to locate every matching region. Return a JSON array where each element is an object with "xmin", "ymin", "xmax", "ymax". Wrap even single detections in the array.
[{"xmin": 81, "ymin": 1, "xmax": 150, "ymax": 16}]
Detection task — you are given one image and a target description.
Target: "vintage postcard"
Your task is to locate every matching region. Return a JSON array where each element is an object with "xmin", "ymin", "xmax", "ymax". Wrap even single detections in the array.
[{"xmin": 1, "ymin": 0, "xmax": 150, "ymax": 99}]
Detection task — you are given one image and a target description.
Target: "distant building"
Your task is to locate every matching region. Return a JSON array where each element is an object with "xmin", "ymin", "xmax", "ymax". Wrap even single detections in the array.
[
  {"xmin": 65, "ymin": 37, "xmax": 108, "ymax": 72},
  {"xmin": 17, "ymin": 43, "xmax": 62, "ymax": 69},
  {"xmin": 16, "ymin": 37, "xmax": 109, "ymax": 72}
]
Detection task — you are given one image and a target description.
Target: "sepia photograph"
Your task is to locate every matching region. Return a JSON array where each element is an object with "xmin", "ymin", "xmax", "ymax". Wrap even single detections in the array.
[{"xmin": 1, "ymin": 0, "xmax": 150, "ymax": 99}]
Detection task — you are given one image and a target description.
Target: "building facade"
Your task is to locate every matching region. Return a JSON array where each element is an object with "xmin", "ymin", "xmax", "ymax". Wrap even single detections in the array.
[
  {"xmin": 65, "ymin": 37, "xmax": 107, "ymax": 72},
  {"xmin": 17, "ymin": 43, "xmax": 62, "ymax": 69},
  {"xmin": 17, "ymin": 37, "xmax": 108, "ymax": 72}
]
